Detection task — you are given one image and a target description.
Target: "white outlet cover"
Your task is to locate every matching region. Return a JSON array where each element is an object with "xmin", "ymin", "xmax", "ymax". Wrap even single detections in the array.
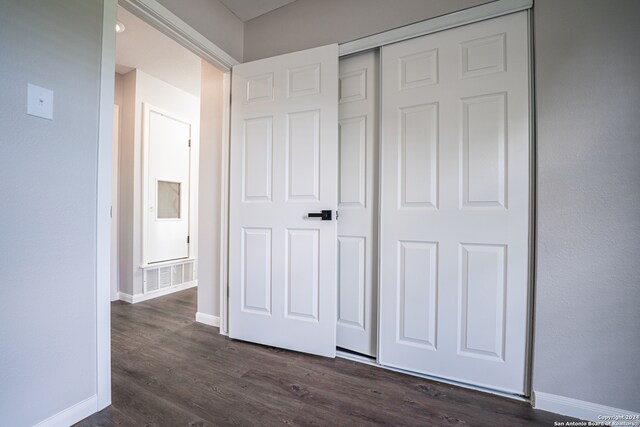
[{"xmin": 27, "ymin": 83, "xmax": 54, "ymax": 120}]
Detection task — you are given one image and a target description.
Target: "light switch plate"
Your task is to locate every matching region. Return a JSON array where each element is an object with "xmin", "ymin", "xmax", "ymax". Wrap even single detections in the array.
[{"xmin": 27, "ymin": 83, "xmax": 54, "ymax": 120}]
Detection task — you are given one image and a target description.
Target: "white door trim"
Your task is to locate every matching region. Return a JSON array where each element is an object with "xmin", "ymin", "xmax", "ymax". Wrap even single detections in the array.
[
  {"xmin": 339, "ymin": 0, "xmax": 532, "ymax": 57},
  {"xmin": 219, "ymin": 72, "xmax": 231, "ymax": 335},
  {"xmin": 111, "ymin": 104, "xmax": 120, "ymax": 302},
  {"xmin": 97, "ymin": 0, "xmax": 235, "ymax": 412},
  {"xmin": 525, "ymin": 8, "xmax": 536, "ymax": 398},
  {"xmin": 97, "ymin": 0, "xmax": 117, "ymax": 411},
  {"xmin": 119, "ymin": 0, "xmax": 240, "ymax": 71}
]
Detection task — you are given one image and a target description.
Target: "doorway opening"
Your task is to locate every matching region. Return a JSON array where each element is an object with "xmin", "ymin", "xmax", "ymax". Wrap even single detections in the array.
[{"xmin": 110, "ymin": 3, "xmax": 230, "ymax": 331}]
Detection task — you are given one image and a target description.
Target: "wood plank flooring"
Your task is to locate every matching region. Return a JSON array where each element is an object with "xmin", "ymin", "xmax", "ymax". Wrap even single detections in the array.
[{"xmin": 76, "ymin": 289, "xmax": 575, "ymax": 426}]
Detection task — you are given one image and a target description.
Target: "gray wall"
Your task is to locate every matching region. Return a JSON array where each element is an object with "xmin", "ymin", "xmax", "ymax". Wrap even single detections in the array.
[
  {"xmin": 0, "ymin": 0, "xmax": 103, "ymax": 425},
  {"xmin": 243, "ymin": 0, "xmax": 492, "ymax": 61},
  {"xmin": 118, "ymin": 70, "xmax": 137, "ymax": 296},
  {"xmin": 156, "ymin": 0, "xmax": 244, "ymax": 62},
  {"xmin": 240, "ymin": 0, "xmax": 640, "ymax": 412},
  {"xmin": 533, "ymin": 0, "xmax": 640, "ymax": 411},
  {"xmin": 198, "ymin": 62, "xmax": 225, "ymax": 317}
]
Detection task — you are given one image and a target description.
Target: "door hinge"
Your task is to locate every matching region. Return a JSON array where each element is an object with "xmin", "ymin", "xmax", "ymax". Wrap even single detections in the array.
[
  {"xmin": 187, "ymin": 236, "xmax": 190, "ymax": 244},
  {"xmin": 188, "ymin": 139, "xmax": 191, "ymax": 148},
  {"xmin": 336, "ymin": 210, "xmax": 339, "ymax": 220}
]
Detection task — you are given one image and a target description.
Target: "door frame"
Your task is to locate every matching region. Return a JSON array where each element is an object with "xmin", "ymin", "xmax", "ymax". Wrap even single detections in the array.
[
  {"xmin": 111, "ymin": 104, "xmax": 120, "ymax": 302},
  {"xmin": 97, "ymin": 0, "xmax": 237, "ymax": 411},
  {"xmin": 219, "ymin": 0, "xmax": 536, "ymax": 400}
]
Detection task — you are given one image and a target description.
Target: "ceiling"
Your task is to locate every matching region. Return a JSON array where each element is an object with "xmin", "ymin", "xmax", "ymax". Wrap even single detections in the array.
[
  {"xmin": 115, "ymin": 6, "xmax": 201, "ymax": 97},
  {"xmin": 218, "ymin": 0, "xmax": 297, "ymax": 22}
]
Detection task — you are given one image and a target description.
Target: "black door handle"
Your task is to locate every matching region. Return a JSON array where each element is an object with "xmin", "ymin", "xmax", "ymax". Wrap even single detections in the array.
[{"xmin": 307, "ymin": 210, "xmax": 332, "ymax": 220}]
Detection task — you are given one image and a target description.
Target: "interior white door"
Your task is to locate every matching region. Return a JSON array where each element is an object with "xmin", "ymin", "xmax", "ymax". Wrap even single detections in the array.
[
  {"xmin": 229, "ymin": 44, "xmax": 339, "ymax": 357},
  {"xmin": 337, "ymin": 51, "xmax": 379, "ymax": 357},
  {"xmin": 379, "ymin": 12, "xmax": 530, "ymax": 394},
  {"xmin": 145, "ymin": 106, "xmax": 191, "ymax": 264}
]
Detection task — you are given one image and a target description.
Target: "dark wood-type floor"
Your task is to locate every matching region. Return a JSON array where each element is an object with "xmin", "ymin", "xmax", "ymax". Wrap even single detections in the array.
[{"xmin": 76, "ymin": 288, "xmax": 576, "ymax": 426}]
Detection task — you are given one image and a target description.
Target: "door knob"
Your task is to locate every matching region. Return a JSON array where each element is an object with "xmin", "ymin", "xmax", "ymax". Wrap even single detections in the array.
[{"xmin": 307, "ymin": 210, "xmax": 332, "ymax": 221}]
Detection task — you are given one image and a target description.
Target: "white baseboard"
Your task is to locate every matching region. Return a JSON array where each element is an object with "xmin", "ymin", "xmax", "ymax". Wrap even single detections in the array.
[
  {"xmin": 34, "ymin": 395, "xmax": 97, "ymax": 427},
  {"xmin": 196, "ymin": 312, "xmax": 220, "ymax": 327},
  {"xmin": 118, "ymin": 281, "xmax": 197, "ymax": 304},
  {"xmin": 534, "ymin": 391, "xmax": 639, "ymax": 422},
  {"xmin": 117, "ymin": 291, "xmax": 134, "ymax": 303}
]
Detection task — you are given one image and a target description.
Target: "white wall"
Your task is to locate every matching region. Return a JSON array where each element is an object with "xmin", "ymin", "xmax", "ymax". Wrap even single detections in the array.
[
  {"xmin": 156, "ymin": 0, "xmax": 244, "ymax": 62},
  {"xmin": 242, "ymin": 0, "xmax": 492, "ymax": 61},
  {"xmin": 0, "ymin": 0, "xmax": 102, "ymax": 425},
  {"xmin": 198, "ymin": 61, "xmax": 225, "ymax": 318},
  {"xmin": 118, "ymin": 69, "xmax": 201, "ymax": 296}
]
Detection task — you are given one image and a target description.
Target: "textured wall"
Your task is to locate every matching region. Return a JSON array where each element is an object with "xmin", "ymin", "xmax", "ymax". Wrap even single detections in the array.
[
  {"xmin": 532, "ymin": 0, "xmax": 640, "ymax": 411},
  {"xmin": 243, "ymin": 0, "xmax": 492, "ymax": 61},
  {"xmin": 0, "ymin": 0, "xmax": 102, "ymax": 424}
]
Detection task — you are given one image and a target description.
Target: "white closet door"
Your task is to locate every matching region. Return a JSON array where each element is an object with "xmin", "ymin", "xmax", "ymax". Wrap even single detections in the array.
[
  {"xmin": 337, "ymin": 51, "xmax": 379, "ymax": 357},
  {"xmin": 229, "ymin": 44, "xmax": 339, "ymax": 357},
  {"xmin": 379, "ymin": 12, "xmax": 530, "ymax": 394}
]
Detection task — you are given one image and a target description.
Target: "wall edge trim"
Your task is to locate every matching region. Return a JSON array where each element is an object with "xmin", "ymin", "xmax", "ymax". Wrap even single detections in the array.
[
  {"xmin": 534, "ymin": 391, "xmax": 639, "ymax": 422},
  {"xmin": 33, "ymin": 395, "xmax": 97, "ymax": 427},
  {"xmin": 196, "ymin": 312, "xmax": 221, "ymax": 327}
]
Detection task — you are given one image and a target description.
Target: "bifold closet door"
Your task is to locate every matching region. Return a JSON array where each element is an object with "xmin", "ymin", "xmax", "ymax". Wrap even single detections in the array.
[
  {"xmin": 378, "ymin": 12, "xmax": 530, "ymax": 394},
  {"xmin": 229, "ymin": 44, "xmax": 339, "ymax": 358},
  {"xmin": 337, "ymin": 51, "xmax": 379, "ymax": 357}
]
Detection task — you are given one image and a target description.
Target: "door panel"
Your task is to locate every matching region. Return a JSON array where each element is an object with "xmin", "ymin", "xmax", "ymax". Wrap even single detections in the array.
[
  {"xmin": 379, "ymin": 12, "xmax": 530, "ymax": 394},
  {"xmin": 145, "ymin": 108, "xmax": 191, "ymax": 264},
  {"xmin": 242, "ymin": 117, "xmax": 272, "ymax": 202},
  {"xmin": 229, "ymin": 44, "xmax": 339, "ymax": 358},
  {"xmin": 241, "ymin": 228, "xmax": 271, "ymax": 314},
  {"xmin": 337, "ymin": 51, "xmax": 379, "ymax": 357}
]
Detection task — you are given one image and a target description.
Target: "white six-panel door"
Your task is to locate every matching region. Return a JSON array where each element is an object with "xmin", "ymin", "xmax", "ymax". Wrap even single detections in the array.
[
  {"xmin": 337, "ymin": 51, "xmax": 379, "ymax": 357},
  {"xmin": 145, "ymin": 106, "xmax": 191, "ymax": 264},
  {"xmin": 229, "ymin": 44, "xmax": 339, "ymax": 357},
  {"xmin": 378, "ymin": 12, "xmax": 530, "ymax": 393}
]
